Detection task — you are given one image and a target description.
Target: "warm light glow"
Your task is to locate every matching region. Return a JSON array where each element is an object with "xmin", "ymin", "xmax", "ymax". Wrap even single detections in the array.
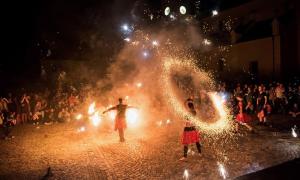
[
  {"xmin": 126, "ymin": 108, "xmax": 139, "ymax": 126},
  {"xmin": 161, "ymin": 58, "xmax": 233, "ymax": 134},
  {"xmin": 88, "ymin": 102, "xmax": 96, "ymax": 115},
  {"xmin": 218, "ymin": 162, "xmax": 228, "ymax": 179},
  {"xmin": 142, "ymin": 51, "xmax": 149, "ymax": 58},
  {"xmin": 76, "ymin": 114, "xmax": 82, "ymax": 120},
  {"xmin": 152, "ymin": 40, "xmax": 158, "ymax": 46},
  {"xmin": 77, "ymin": 126, "xmax": 86, "ymax": 132},
  {"xmin": 124, "ymin": 37, "xmax": 131, "ymax": 42},
  {"xmin": 108, "ymin": 111, "xmax": 117, "ymax": 121},
  {"xmin": 90, "ymin": 111, "xmax": 101, "ymax": 127},
  {"xmin": 203, "ymin": 38, "xmax": 211, "ymax": 45},
  {"xmin": 136, "ymin": 82, "xmax": 143, "ymax": 88},
  {"xmin": 166, "ymin": 119, "xmax": 171, "ymax": 124},
  {"xmin": 183, "ymin": 169, "xmax": 189, "ymax": 180}
]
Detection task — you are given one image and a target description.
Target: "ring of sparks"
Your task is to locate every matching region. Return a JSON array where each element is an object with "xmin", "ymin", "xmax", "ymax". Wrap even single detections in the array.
[{"xmin": 161, "ymin": 58, "xmax": 232, "ymax": 134}]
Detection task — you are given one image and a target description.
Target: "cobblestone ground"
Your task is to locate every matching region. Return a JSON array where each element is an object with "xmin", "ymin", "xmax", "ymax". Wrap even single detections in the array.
[{"xmin": 1, "ymin": 116, "xmax": 300, "ymax": 180}]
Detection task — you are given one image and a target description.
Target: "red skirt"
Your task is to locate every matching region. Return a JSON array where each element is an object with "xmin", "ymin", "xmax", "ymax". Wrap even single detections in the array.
[
  {"xmin": 181, "ymin": 130, "xmax": 200, "ymax": 145},
  {"xmin": 114, "ymin": 117, "xmax": 127, "ymax": 130},
  {"xmin": 236, "ymin": 113, "xmax": 251, "ymax": 123}
]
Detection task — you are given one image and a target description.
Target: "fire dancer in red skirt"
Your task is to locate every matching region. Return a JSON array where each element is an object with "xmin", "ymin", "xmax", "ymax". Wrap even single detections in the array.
[
  {"xmin": 103, "ymin": 98, "xmax": 133, "ymax": 142},
  {"xmin": 180, "ymin": 98, "xmax": 201, "ymax": 161},
  {"xmin": 235, "ymin": 100, "xmax": 253, "ymax": 132}
]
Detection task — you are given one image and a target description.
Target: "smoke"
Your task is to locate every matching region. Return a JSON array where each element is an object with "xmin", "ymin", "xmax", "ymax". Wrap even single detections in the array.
[{"xmin": 87, "ymin": 19, "xmax": 232, "ymax": 134}]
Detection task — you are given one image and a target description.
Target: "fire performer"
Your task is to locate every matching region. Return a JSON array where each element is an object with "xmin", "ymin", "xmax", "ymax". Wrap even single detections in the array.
[
  {"xmin": 103, "ymin": 98, "xmax": 134, "ymax": 142},
  {"xmin": 180, "ymin": 98, "xmax": 202, "ymax": 161}
]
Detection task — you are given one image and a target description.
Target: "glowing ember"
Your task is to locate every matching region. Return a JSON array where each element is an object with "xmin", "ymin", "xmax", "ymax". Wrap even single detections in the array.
[
  {"xmin": 142, "ymin": 51, "xmax": 149, "ymax": 58},
  {"xmin": 183, "ymin": 169, "xmax": 189, "ymax": 180},
  {"xmin": 218, "ymin": 162, "xmax": 228, "ymax": 179},
  {"xmin": 122, "ymin": 24, "xmax": 129, "ymax": 31},
  {"xmin": 166, "ymin": 119, "xmax": 171, "ymax": 124},
  {"xmin": 212, "ymin": 10, "xmax": 218, "ymax": 16},
  {"xmin": 126, "ymin": 108, "xmax": 139, "ymax": 126},
  {"xmin": 90, "ymin": 111, "xmax": 101, "ymax": 127},
  {"xmin": 292, "ymin": 126, "xmax": 298, "ymax": 138},
  {"xmin": 152, "ymin": 40, "xmax": 158, "ymax": 46},
  {"xmin": 88, "ymin": 102, "xmax": 96, "ymax": 115},
  {"xmin": 170, "ymin": 14, "xmax": 176, "ymax": 20},
  {"xmin": 136, "ymin": 82, "xmax": 143, "ymax": 88},
  {"xmin": 203, "ymin": 38, "xmax": 211, "ymax": 45},
  {"xmin": 161, "ymin": 58, "xmax": 232, "ymax": 134},
  {"xmin": 76, "ymin": 114, "xmax": 82, "ymax": 120},
  {"xmin": 188, "ymin": 149, "xmax": 195, "ymax": 155},
  {"xmin": 77, "ymin": 126, "xmax": 86, "ymax": 132},
  {"xmin": 124, "ymin": 37, "xmax": 131, "ymax": 42}
]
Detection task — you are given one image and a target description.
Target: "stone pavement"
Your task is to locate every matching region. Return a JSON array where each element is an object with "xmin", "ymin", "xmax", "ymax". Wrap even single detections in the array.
[{"xmin": 0, "ymin": 116, "xmax": 300, "ymax": 180}]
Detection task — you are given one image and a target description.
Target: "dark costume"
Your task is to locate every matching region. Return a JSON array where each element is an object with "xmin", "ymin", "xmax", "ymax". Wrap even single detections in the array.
[{"xmin": 2, "ymin": 111, "xmax": 15, "ymax": 138}]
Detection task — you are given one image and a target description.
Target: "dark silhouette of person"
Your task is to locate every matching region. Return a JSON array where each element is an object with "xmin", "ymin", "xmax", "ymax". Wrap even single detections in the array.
[{"xmin": 103, "ymin": 98, "xmax": 134, "ymax": 142}]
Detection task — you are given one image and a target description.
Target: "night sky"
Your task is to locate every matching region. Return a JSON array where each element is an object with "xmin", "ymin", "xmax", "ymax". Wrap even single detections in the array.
[{"xmin": 1, "ymin": 0, "xmax": 251, "ymax": 81}]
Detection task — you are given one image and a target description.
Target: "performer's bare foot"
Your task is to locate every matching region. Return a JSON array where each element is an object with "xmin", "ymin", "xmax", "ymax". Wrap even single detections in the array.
[{"xmin": 179, "ymin": 157, "xmax": 187, "ymax": 161}]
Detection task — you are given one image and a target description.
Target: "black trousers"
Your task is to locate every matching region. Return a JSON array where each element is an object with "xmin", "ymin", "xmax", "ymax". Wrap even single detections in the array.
[
  {"xmin": 3, "ymin": 126, "xmax": 11, "ymax": 137},
  {"xmin": 184, "ymin": 142, "xmax": 201, "ymax": 157}
]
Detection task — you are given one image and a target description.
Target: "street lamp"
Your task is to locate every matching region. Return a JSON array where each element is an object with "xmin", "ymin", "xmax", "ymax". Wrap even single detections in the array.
[
  {"xmin": 179, "ymin": 6, "xmax": 186, "ymax": 15},
  {"xmin": 164, "ymin": 7, "xmax": 171, "ymax": 16}
]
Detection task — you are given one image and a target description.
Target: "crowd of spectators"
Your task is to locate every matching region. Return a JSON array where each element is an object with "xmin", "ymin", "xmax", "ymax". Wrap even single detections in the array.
[
  {"xmin": 217, "ymin": 81, "xmax": 300, "ymax": 125},
  {"xmin": 1, "ymin": 79, "xmax": 300, "ymax": 138},
  {"xmin": 0, "ymin": 83, "xmax": 86, "ymax": 139}
]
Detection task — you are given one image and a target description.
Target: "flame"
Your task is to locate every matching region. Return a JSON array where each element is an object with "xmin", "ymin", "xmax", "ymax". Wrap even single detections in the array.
[
  {"xmin": 218, "ymin": 162, "xmax": 228, "ymax": 179},
  {"xmin": 90, "ymin": 111, "xmax": 101, "ymax": 127},
  {"xmin": 76, "ymin": 114, "xmax": 82, "ymax": 120},
  {"xmin": 77, "ymin": 126, "xmax": 86, "ymax": 132},
  {"xmin": 88, "ymin": 102, "xmax": 96, "ymax": 115},
  {"xmin": 126, "ymin": 108, "xmax": 139, "ymax": 126},
  {"xmin": 183, "ymin": 169, "xmax": 189, "ymax": 180},
  {"xmin": 292, "ymin": 126, "xmax": 298, "ymax": 138},
  {"xmin": 108, "ymin": 111, "xmax": 117, "ymax": 121},
  {"xmin": 136, "ymin": 82, "xmax": 143, "ymax": 88},
  {"xmin": 166, "ymin": 119, "xmax": 171, "ymax": 124}
]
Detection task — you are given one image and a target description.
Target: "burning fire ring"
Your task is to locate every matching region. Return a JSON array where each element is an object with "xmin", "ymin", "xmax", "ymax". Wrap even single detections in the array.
[{"xmin": 160, "ymin": 58, "xmax": 232, "ymax": 134}]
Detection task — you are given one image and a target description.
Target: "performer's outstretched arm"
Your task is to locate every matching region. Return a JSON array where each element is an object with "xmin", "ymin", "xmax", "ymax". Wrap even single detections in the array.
[
  {"xmin": 103, "ymin": 106, "xmax": 117, "ymax": 114},
  {"xmin": 127, "ymin": 105, "xmax": 138, "ymax": 109}
]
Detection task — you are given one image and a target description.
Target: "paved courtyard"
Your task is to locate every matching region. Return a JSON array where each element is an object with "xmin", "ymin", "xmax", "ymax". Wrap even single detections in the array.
[{"xmin": 1, "ymin": 116, "xmax": 300, "ymax": 180}]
